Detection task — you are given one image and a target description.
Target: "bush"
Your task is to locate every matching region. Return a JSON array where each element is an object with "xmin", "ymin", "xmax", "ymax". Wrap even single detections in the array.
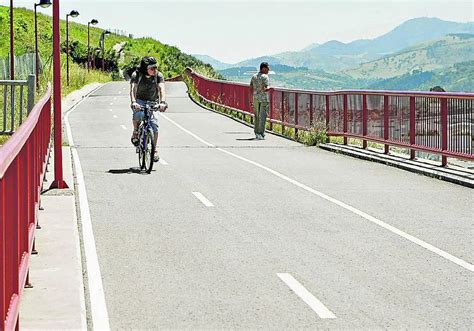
[{"xmin": 300, "ymin": 121, "xmax": 328, "ymax": 146}]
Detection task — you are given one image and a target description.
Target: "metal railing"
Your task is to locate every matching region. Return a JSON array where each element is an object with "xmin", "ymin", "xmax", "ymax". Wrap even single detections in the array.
[
  {"xmin": 0, "ymin": 75, "xmax": 36, "ymax": 135},
  {"xmin": 186, "ymin": 68, "xmax": 474, "ymax": 165},
  {"xmin": 0, "ymin": 86, "xmax": 52, "ymax": 330}
]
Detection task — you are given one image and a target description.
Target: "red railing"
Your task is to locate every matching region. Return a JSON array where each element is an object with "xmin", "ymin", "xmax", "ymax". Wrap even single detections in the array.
[
  {"xmin": 186, "ymin": 68, "xmax": 474, "ymax": 165},
  {"xmin": 0, "ymin": 86, "xmax": 52, "ymax": 330}
]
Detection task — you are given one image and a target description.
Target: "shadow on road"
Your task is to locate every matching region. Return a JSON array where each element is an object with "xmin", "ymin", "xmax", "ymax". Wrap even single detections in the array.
[
  {"xmin": 236, "ymin": 137, "xmax": 258, "ymax": 141},
  {"xmin": 107, "ymin": 168, "xmax": 145, "ymax": 175}
]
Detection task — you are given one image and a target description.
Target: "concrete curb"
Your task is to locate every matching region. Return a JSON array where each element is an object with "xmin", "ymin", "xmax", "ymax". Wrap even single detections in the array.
[{"xmin": 319, "ymin": 143, "xmax": 474, "ymax": 188}]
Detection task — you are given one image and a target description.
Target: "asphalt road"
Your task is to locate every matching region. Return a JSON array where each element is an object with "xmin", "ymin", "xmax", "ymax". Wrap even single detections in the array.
[{"xmin": 69, "ymin": 81, "xmax": 473, "ymax": 329}]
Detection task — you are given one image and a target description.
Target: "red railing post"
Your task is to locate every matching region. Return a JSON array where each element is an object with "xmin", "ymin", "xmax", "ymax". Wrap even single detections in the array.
[
  {"xmin": 5, "ymin": 161, "xmax": 20, "ymax": 329},
  {"xmin": 343, "ymin": 94, "xmax": 348, "ymax": 145},
  {"xmin": 410, "ymin": 96, "xmax": 416, "ymax": 160},
  {"xmin": 441, "ymin": 98, "xmax": 448, "ymax": 166},
  {"xmin": 0, "ymin": 179, "xmax": 5, "ymax": 325},
  {"xmin": 50, "ymin": 0, "xmax": 69, "ymax": 190},
  {"xmin": 281, "ymin": 93, "xmax": 285, "ymax": 134},
  {"xmin": 269, "ymin": 88, "xmax": 274, "ymax": 131},
  {"xmin": 384, "ymin": 95, "xmax": 389, "ymax": 154},
  {"xmin": 294, "ymin": 93, "xmax": 299, "ymax": 139},
  {"xmin": 309, "ymin": 94, "xmax": 313, "ymax": 127},
  {"xmin": 325, "ymin": 95, "xmax": 330, "ymax": 143},
  {"xmin": 362, "ymin": 94, "xmax": 368, "ymax": 149}
]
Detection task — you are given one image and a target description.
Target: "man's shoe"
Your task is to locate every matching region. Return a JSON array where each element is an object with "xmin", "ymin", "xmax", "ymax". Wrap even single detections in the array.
[{"xmin": 153, "ymin": 153, "xmax": 160, "ymax": 162}]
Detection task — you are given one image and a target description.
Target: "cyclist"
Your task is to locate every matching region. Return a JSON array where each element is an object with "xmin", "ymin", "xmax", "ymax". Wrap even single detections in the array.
[{"xmin": 130, "ymin": 56, "xmax": 167, "ymax": 162}]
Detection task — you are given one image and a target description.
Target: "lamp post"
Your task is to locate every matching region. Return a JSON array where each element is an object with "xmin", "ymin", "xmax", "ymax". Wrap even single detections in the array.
[
  {"xmin": 34, "ymin": 0, "xmax": 52, "ymax": 90},
  {"xmin": 10, "ymin": 0, "xmax": 14, "ymax": 79},
  {"xmin": 66, "ymin": 10, "xmax": 79, "ymax": 86},
  {"xmin": 100, "ymin": 30, "xmax": 111, "ymax": 71},
  {"xmin": 87, "ymin": 19, "xmax": 98, "ymax": 71}
]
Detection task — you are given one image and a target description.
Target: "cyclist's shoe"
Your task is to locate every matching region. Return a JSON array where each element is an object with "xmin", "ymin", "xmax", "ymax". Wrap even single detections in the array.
[
  {"xmin": 153, "ymin": 152, "xmax": 160, "ymax": 163},
  {"xmin": 131, "ymin": 130, "xmax": 139, "ymax": 146}
]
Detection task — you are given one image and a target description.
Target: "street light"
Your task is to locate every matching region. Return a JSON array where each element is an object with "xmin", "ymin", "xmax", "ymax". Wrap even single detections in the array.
[
  {"xmin": 87, "ymin": 19, "xmax": 98, "ymax": 71},
  {"xmin": 34, "ymin": 0, "xmax": 52, "ymax": 90},
  {"xmin": 10, "ymin": 0, "xmax": 14, "ymax": 79},
  {"xmin": 100, "ymin": 30, "xmax": 111, "ymax": 71},
  {"xmin": 66, "ymin": 10, "xmax": 79, "ymax": 86}
]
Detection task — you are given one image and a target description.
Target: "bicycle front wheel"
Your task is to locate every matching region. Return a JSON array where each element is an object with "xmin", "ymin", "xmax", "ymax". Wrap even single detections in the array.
[{"xmin": 143, "ymin": 128, "xmax": 155, "ymax": 174}]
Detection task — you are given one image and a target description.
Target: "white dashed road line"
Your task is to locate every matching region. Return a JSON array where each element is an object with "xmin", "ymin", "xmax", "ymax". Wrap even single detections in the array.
[
  {"xmin": 159, "ymin": 158, "xmax": 168, "ymax": 165},
  {"xmin": 277, "ymin": 273, "xmax": 336, "ymax": 319},
  {"xmin": 192, "ymin": 192, "xmax": 214, "ymax": 207},
  {"xmin": 120, "ymin": 125, "xmax": 127, "ymax": 130},
  {"xmin": 113, "ymin": 115, "xmax": 117, "ymax": 118}
]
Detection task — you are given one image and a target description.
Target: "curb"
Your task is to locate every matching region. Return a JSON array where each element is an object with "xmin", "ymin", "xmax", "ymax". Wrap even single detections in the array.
[{"xmin": 319, "ymin": 143, "xmax": 474, "ymax": 188}]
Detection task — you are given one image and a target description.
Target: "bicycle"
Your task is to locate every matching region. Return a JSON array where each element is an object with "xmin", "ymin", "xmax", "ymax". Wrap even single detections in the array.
[{"xmin": 136, "ymin": 101, "xmax": 159, "ymax": 174}]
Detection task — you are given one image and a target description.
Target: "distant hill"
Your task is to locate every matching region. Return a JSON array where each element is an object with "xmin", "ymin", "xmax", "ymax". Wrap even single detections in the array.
[
  {"xmin": 219, "ymin": 64, "xmax": 359, "ymax": 91},
  {"xmin": 344, "ymin": 34, "xmax": 474, "ymax": 80},
  {"xmin": 218, "ymin": 34, "xmax": 474, "ymax": 92},
  {"xmin": 192, "ymin": 54, "xmax": 233, "ymax": 70},
  {"xmin": 231, "ymin": 17, "xmax": 474, "ymax": 72},
  {"xmin": 367, "ymin": 61, "xmax": 474, "ymax": 92}
]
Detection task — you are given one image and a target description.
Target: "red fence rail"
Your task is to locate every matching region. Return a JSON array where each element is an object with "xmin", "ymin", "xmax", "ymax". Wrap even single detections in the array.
[
  {"xmin": 0, "ymin": 86, "xmax": 52, "ymax": 330},
  {"xmin": 186, "ymin": 68, "xmax": 474, "ymax": 165}
]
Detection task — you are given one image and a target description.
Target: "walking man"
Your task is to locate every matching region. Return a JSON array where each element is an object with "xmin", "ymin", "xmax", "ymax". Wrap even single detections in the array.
[{"xmin": 250, "ymin": 62, "xmax": 270, "ymax": 140}]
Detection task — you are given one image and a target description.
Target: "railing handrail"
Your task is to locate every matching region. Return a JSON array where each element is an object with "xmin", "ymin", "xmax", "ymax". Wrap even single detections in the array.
[
  {"xmin": 187, "ymin": 67, "xmax": 474, "ymax": 99},
  {"xmin": 0, "ymin": 85, "xmax": 51, "ymax": 178},
  {"xmin": 186, "ymin": 68, "xmax": 473, "ymax": 164},
  {"xmin": 0, "ymin": 80, "xmax": 29, "ymax": 86}
]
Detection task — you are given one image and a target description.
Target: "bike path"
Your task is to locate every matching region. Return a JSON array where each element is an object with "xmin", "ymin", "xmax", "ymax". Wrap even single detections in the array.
[{"xmin": 68, "ymin": 81, "xmax": 473, "ymax": 329}]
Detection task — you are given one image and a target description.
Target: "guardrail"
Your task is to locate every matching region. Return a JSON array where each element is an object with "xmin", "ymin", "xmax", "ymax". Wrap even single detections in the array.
[
  {"xmin": 0, "ymin": 85, "xmax": 52, "ymax": 330},
  {"xmin": 186, "ymin": 68, "xmax": 474, "ymax": 165},
  {"xmin": 0, "ymin": 75, "xmax": 36, "ymax": 135}
]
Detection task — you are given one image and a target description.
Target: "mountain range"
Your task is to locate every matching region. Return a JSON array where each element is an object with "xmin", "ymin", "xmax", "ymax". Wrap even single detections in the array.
[
  {"xmin": 194, "ymin": 17, "xmax": 473, "ymax": 72},
  {"xmin": 193, "ymin": 17, "xmax": 474, "ymax": 92}
]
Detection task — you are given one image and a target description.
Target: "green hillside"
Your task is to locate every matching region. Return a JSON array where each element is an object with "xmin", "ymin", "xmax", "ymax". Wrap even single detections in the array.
[
  {"xmin": 220, "ymin": 65, "xmax": 360, "ymax": 91},
  {"xmin": 367, "ymin": 61, "xmax": 474, "ymax": 92},
  {"xmin": 344, "ymin": 34, "xmax": 474, "ymax": 80},
  {"xmin": 0, "ymin": 5, "xmax": 219, "ymax": 93}
]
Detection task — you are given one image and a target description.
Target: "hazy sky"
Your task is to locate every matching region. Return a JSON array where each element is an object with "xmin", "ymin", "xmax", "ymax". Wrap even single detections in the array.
[{"xmin": 6, "ymin": 0, "xmax": 474, "ymax": 63}]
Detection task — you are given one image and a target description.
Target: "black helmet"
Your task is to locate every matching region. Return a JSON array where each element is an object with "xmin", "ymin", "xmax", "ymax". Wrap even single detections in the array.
[{"xmin": 139, "ymin": 56, "xmax": 157, "ymax": 73}]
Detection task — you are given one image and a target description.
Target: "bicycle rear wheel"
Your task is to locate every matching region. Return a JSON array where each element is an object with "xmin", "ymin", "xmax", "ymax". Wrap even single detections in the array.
[{"xmin": 143, "ymin": 128, "xmax": 155, "ymax": 174}]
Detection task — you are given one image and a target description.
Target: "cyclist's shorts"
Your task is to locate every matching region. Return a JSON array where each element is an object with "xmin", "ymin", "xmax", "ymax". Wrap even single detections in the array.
[{"xmin": 132, "ymin": 99, "xmax": 159, "ymax": 133}]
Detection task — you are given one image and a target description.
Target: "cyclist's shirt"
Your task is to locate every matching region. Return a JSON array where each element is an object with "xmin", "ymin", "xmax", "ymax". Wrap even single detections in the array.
[
  {"xmin": 131, "ymin": 71, "xmax": 165, "ymax": 101},
  {"xmin": 250, "ymin": 72, "xmax": 269, "ymax": 103}
]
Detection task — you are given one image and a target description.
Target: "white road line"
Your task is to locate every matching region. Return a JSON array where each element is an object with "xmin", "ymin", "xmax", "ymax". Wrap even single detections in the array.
[
  {"xmin": 113, "ymin": 115, "xmax": 117, "ymax": 118},
  {"xmin": 113, "ymin": 97, "xmax": 117, "ymax": 100},
  {"xmin": 110, "ymin": 102, "xmax": 113, "ymax": 106},
  {"xmin": 161, "ymin": 113, "xmax": 474, "ymax": 273},
  {"xmin": 109, "ymin": 109, "xmax": 113, "ymax": 112},
  {"xmin": 277, "ymin": 273, "xmax": 336, "ymax": 319},
  {"xmin": 64, "ymin": 84, "xmax": 111, "ymax": 330},
  {"xmin": 192, "ymin": 192, "xmax": 214, "ymax": 207},
  {"xmin": 120, "ymin": 125, "xmax": 127, "ymax": 130},
  {"xmin": 161, "ymin": 114, "xmax": 214, "ymax": 147},
  {"xmin": 118, "ymin": 91, "xmax": 122, "ymax": 94},
  {"xmin": 159, "ymin": 158, "xmax": 168, "ymax": 165}
]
